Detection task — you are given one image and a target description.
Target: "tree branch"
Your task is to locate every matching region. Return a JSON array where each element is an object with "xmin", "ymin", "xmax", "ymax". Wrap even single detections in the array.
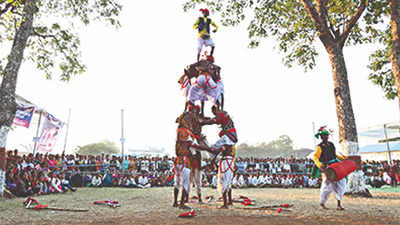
[
  {"xmin": 338, "ymin": 0, "xmax": 368, "ymax": 47},
  {"xmin": 32, "ymin": 28, "xmax": 70, "ymax": 62},
  {"xmin": 32, "ymin": 28, "xmax": 56, "ymax": 39},
  {"xmin": 0, "ymin": 0, "xmax": 17, "ymax": 17},
  {"xmin": 301, "ymin": 0, "xmax": 334, "ymax": 46}
]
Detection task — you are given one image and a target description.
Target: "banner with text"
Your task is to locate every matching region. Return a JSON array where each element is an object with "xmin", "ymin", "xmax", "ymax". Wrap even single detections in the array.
[
  {"xmin": 38, "ymin": 113, "xmax": 64, "ymax": 152},
  {"xmin": 13, "ymin": 103, "xmax": 35, "ymax": 128}
]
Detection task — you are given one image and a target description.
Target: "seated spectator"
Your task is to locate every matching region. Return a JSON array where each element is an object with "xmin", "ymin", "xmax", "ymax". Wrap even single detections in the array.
[
  {"xmin": 123, "ymin": 175, "xmax": 137, "ymax": 188},
  {"xmin": 92, "ymin": 174, "xmax": 103, "ymax": 187},
  {"xmin": 211, "ymin": 174, "xmax": 218, "ymax": 189},
  {"xmin": 61, "ymin": 173, "xmax": 76, "ymax": 192},
  {"xmin": 232, "ymin": 174, "xmax": 239, "ymax": 188},
  {"xmin": 102, "ymin": 170, "xmax": 113, "ymax": 187},
  {"xmin": 237, "ymin": 174, "xmax": 246, "ymax": 188},
  {"xmin": 50, "ymin": 172, "xmax": 63, "ymax": 193},
  {"xmin": 383, "ymin": 171, "xmax": 392, "ymax": 185},
  {"xmin": 137, "ymin": 174, "xmax": 151, "ymax": 189}
]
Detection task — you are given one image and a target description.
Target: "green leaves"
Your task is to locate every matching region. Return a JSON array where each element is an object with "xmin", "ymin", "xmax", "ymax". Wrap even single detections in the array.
[
  {"xmin": 183, "ymin": 0, "xmax": 366, "ymax": 72},
  {"xmin": 363, "ymin": 0, "xmax": 396, "ymax": 100},
  {"xmin": 368, "ymin": 47, "xmax": 397, "ymax": 100},
  {"xmin": 0, "ymin": 0, "xmax": 122, "ymax": 81}
]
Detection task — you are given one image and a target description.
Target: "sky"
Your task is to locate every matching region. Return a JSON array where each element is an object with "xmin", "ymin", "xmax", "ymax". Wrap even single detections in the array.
[{"xmin": 4, "ymin": 0, "xmax": 400, "ymax": 155}]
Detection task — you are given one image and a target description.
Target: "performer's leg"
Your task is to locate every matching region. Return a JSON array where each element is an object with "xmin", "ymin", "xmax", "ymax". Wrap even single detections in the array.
[
  {"xmin": 180, "ymin": 188, "xmax": 187, "ymax": 208},
  {"xmin": 219, "ymin": 191, "xmax": 228, "ymax": 209},
  {"xmin": 334, "ymin": 179, "xmax": 346, "ymax": 210},
  {"xmin": 173, "ymin": 187, "xmax": 179, "ymax": 207},
  {"xmin": 198, "ymin": 39, "xmax": 203, "ymax": 62},
  {"xmin": 337, "ymin": 200, "xmax": 344, "ymax": 210},
  {"xmin": 228, "ymin": 188, "xmax": 232, "ymax": 205},
  {"xmin": 201, "ymin": 101, "xmax": 204, "ymax": 117},
  {"xmin": 198, "ymin": 193, "xmax": 203, "ymax": 203},
  {"xmin": 210, "ymin": 46, "xmax": 215, "ymax": 56},
  {"xmin": 185, "ymin": 191, "xmax": 189, "ymax": 203},
  {"xmin": 320, "ymin": 178, "xmax": 333, "ymax": 209},
  {"xmin": 221, "ymin": 93, "xmax": 224, "ymax": 111},
  {"xmin": 195, "ymin": 169, "xmax": 203, "ymax": 203}
]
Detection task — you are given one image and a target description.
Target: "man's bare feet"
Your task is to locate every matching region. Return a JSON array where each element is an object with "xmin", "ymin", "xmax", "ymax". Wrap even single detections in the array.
[
  {"xmin": 320, "ymin": 203, "xmax": 329, "ymax": 210},
  {"xmin": 336, "ymin": 206, "xmax": 345, "ymax": 211},
  {"xmin": 219, "ymin": 205, "xmax": 228, "ymax": 209}
]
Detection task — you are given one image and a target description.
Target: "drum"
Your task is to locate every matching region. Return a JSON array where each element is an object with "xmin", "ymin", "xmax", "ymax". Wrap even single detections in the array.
[{"xmin": 326, "ymin": 159, "xmax": 357, "ymax": 181}]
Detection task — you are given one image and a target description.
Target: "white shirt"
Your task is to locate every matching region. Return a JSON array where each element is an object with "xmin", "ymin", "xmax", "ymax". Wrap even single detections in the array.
[
  {"xmin": 238, "ymin": 175, "xmax": 245, "ymax": 186},
  {"xmin": 212, "ymin": 175, "xmax": 218, "ymax": 187},
  {"xmin": 257, "ymin": 176, "xmax": 265, "ymax": 185},
  {"xmin": 138, "ymin": 176, "xmax": 149, "ymax": 185},
  {"xmin": 92, "ymin": 176, "xmax": 102, "ymax": 186},
  {"xmin": 265, "ymin": 176, "xmax": 272, "ymax": 185}
]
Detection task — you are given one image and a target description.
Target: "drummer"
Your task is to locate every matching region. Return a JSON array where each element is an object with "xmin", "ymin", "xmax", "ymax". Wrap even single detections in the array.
[{"xmin": 313, "ymin": 127, "xmax": 347, "ymax": 210}]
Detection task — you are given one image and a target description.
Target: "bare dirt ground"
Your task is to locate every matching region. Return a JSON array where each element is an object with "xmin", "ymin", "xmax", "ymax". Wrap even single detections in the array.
[{"xmin": 1, "ymin": 187, "xmax": 399, "ymax": 225}]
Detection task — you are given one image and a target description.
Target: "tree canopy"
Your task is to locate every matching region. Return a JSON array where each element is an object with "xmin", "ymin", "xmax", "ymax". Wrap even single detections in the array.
[
  {"xmin": 0, "ymin": 0, "xmax": 122, "ymax": 81},
  {"xmin": 235, "ymin": 135, "xmax": 313, "ymax": 158},
  {"xmin": 75, "ymin": 140, "xmax": 119, "ymax": 155},
  {"xmin": 364, "ymin": 0, "xmax": 399, "ymax": 100},
  {"xmin": 184, "ymin": 0, "xmax": 369, "ymax": 72}
]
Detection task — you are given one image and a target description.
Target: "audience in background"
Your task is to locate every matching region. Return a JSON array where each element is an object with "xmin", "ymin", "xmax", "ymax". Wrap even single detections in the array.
[{"xmin": 3, "ymin": 150, "xmax": 399, "ymax": 198}]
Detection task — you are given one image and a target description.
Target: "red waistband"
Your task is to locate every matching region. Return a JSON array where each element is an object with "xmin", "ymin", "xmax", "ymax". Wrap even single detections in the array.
[{"xmin": 219, "ymin": 128, "xmax": 236, "ymax": 137}]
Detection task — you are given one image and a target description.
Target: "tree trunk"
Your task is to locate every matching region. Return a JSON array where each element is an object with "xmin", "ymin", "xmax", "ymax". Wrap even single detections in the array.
[
  {"xmin": 390, "ymin": 0, "xmax": 400, "ymax": 104},
  {"xmin": 0, "ymin": 148, "xmax": 5, "ymax": 197},
  {"xmin": 327, "ymin": 46, "xmax": 370, "ymax": 196},
  {"xmin": 0, "ymin": 0, "xmax": 37, "ymax": 196}
]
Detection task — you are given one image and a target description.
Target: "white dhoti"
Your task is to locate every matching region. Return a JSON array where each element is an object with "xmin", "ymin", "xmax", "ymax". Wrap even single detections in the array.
[
  {"xmin": 188, "ymin": 85, "xmax": 208, "ymax": 103},
  {"xmin": 182, "ymin": 84, "xmax": 191, "ymax": 100},
  {"xmin": 215, "ymin": 135, "xmax": 235, "ymax": 149},
  {"xmin": 190, "ymin": 168, "xmax": 202, "ymax": 195},
  {"xmin": 198, "ymin": 37, "xmax": 215, "ymax": 52},
  {"xmin": 174, "ymin": 165, "xmax": 191, "ymax": 193},
  {"xmin": 215, "ymin": 80, "xmax": 224, "ymax": 104},
  {"xmin": 218, "ymin": 157, "xmax": 234, "ymax": 194},
  {"xmin": 320, "ymin": 176, "xmax": 347, "ymax": 204},
  {"xmin": 188, "ymin": 74, "xmax": 219, "ymax": 104}
]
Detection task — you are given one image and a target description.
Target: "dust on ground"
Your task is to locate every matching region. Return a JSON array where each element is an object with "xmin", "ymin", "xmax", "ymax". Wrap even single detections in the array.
[{"xmin": 1, "ymin": 187, "xmax": 399, "ymax": 225}]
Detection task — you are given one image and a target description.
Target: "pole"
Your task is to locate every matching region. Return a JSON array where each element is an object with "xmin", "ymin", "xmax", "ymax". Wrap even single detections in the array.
[
  {"xmin": 120, "ymin": 109, "xmax": 125, "ymax": 158},
  {"xmin": 383, "ymin": 124, "xmax": 392, "ymax": 165},
  {"xmin": 62, "ymin": 108, "xmax": 71, "ymax": 155},
  {"xmin": 33, "ymin": 110, "xmax": 43, "ymax": 155},
  {"xmin": 312, "ymin": 122, "xmax": 317, "ymax": 149}
]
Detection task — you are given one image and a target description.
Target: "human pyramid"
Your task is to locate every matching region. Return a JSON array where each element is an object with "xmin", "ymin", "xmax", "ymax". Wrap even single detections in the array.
[{"xmin": 173, "ymin": 8, "xmax": 238, "ymax": 209}]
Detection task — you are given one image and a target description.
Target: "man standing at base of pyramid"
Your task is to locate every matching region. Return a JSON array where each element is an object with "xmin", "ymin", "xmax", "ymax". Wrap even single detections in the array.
[
  {"xmin": 201, "ymin": 105, "xmax": 238, "ymax": 208},
  {"xmin": 193, "ymin": 8, "xmax": 218, "ymax": 62}
]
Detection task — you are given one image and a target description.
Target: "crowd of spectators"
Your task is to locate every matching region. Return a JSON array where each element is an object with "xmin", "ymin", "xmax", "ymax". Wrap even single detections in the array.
[
  {"xmin": 363, "ymin": 160, "xmax": 400, "ymax": 188},
  {"xmin": 3, "ymin": 149, "xmax": 399, "ymax": 198}
]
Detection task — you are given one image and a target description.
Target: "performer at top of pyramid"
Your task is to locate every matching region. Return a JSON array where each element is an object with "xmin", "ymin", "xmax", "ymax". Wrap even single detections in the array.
[{"xmin": 193, "ymin": 8, "xmax": 218, "ymax": 62}]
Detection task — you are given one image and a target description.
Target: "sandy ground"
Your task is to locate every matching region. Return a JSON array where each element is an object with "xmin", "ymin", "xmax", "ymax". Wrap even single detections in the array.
[{"xmin": 0, "ymin": 187, "xmax": 399, "ymax": 225}]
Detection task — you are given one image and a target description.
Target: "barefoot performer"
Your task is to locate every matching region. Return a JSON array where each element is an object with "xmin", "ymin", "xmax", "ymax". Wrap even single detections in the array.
[
  {"xmin": 173, "ymin": 111, "xmax": 212, "ymax": 208},
  {"xmin": 201, "ymin": 105, "xmax": 238, "ymax": 208},
  {"xmin": 313, "ymin": 127, "xmax": 347, "ymax": 210},
  {"xmin": 190, "ymin": 105, "xmax": 207, "ymax": 203}
]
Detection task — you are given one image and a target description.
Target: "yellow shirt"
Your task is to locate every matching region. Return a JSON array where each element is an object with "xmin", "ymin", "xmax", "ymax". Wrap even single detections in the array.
[
  {"xmin": 313, "ymin": 145, "xmax": 346, "ymax": 169},
  {"xmin": 193, "ymin": 17, "xmax": 218, "ymax": 38}
]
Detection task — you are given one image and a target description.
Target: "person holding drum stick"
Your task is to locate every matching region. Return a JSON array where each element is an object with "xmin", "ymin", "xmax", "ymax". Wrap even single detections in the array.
[{"xmin": 313, "ymin": 127, "xmax": 347, "ymax": 210}]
